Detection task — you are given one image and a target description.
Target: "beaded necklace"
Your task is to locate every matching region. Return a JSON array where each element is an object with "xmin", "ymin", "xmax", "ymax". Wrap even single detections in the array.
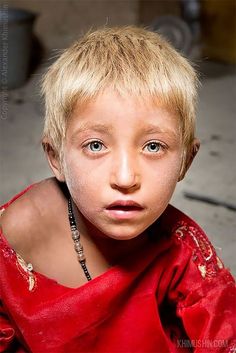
[{"xmin": 68, "ymin": 198, "xmax": 92, "ymax": 281}]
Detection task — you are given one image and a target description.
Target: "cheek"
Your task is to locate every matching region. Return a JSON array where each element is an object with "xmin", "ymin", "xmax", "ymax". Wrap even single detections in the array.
[
  {"xmin": 146, "ymin": 155, "xmax": 182, "ymax": 202},
  {"xmin": 151, "ymin": 152, "xmax": 182, "ymax": 181},
  {"xmin": 62, "ymin": 154, "xmax": 98, "ymax": 204}
]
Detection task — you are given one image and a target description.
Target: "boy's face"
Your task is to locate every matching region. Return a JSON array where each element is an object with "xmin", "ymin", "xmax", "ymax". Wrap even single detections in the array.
[{"xmin": 55, "ymin": 90, "xmax": 185, "ymax": 240}]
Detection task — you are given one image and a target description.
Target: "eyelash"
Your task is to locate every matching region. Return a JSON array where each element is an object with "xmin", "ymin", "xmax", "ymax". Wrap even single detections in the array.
[
  {"xmin": 83, "ymin": 140, "xmax": 106, "ymax": 153},
  {"xmin": 82, "ymin": 140, "xmax": 167, "ymax": 154},
  {"xmin": 143, "ymin": 141, "xmax": 167, "ymax": 154}
]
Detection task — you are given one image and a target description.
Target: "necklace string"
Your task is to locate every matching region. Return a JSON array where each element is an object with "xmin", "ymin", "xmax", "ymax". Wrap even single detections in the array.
[{"xmin": 68, "ymin": 198, "xmax": 92, "ymax": 281}]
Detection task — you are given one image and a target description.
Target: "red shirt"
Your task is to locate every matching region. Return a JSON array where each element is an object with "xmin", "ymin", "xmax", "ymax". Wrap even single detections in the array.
[{"xmin": 0, "ymin": 187, "xmax": 235, "ymax": 352}]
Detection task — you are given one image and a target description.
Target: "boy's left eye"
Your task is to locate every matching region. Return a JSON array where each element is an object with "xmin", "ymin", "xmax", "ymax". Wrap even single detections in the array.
[{"xmin": 144, "ymin": 141, "xmax": 163, "ymax": 153}]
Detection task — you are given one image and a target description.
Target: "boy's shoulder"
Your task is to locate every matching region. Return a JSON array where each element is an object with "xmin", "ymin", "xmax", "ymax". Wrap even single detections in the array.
[
  {"xmin": 159, "ymin": 204, "xmax": 226, "ymax": 280},
  {"xmin": 0, "ymin": 178, "xmax": 66, "ymax": 256}
]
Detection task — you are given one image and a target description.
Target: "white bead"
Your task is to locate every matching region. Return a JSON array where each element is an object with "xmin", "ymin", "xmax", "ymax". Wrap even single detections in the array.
[
  {"xmin": 27, "ymin": 263, "xmax": 33, "ymax": 272},
  {"xmin": 72, "ymin": 230, "xmax": 79, "ymax": 240},
  {"xmin": 78, "ymin": 253, "xmax": 86, "ymax": 261},
  {"xmin": 74, "ymin": 243, "xmax": 83, "ymax": 251}
]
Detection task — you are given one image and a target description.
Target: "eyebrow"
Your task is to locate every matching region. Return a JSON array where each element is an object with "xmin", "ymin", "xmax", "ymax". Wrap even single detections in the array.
[
  {"xmin": 70, "ymin": 123, "xmax": 113, "ymax": 140},
  {"xmin": 141, "ymin": 124, "xmax": 179, "ymax": 139}
]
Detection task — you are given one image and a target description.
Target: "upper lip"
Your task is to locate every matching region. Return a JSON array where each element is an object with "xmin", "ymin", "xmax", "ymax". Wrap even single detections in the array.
[{"xmin": 106, "ymin": 200, "xmax": 144, "ymax": 209}]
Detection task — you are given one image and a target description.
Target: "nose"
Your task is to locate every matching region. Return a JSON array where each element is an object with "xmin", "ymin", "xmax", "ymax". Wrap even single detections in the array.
[{"xmin": 110, "ymin": 151, "xmax": 141, "ymax": 193}]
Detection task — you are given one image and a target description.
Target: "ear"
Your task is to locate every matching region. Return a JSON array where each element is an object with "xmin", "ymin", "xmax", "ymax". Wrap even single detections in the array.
[
  {"xmin": 42, "ymin": 139, "xmax": 65, "ymax": 182},
  {"xmin": 178, "ymin": 138, "xmax": 200, "ymax": 181}
]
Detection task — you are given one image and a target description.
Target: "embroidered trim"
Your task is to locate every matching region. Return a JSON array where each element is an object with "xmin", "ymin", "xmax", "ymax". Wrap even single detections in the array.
[
  {"xmin": 227, "ymin": 341, "xmax": 236, "ymax": 353},
  {"xmin": 0, "ymin": 207, "xmax": 37, "ymax": 292},
  {"xmin": 0, "ymin": 235, "xmax": 15, "ymax": 259},
  {"xmin": 16, "ymin": 253, "xmax": 36, "ymax": 291},
  {"xmin": 173, "ymin": 221, "xmax": 223, "ymax": 279},
  {"xmin": 0, "ymin": 208, "xmax": 15, "ymax": 259}
]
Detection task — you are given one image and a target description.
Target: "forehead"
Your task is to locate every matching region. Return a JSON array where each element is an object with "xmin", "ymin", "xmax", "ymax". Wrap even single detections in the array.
[{"xmin": 68, "ymin": 90, "xmax": 181, "ymax": 137}]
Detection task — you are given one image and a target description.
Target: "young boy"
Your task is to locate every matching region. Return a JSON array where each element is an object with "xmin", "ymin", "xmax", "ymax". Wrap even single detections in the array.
[{"xmin": 0, "ymin": 26, "xmax": 235, "ymax": 353}]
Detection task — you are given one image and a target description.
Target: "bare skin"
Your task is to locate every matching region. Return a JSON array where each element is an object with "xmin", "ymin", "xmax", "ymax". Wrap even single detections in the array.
[{"xmin": 0, "ymin": 178, "xmax": 150, "ymax": 288}]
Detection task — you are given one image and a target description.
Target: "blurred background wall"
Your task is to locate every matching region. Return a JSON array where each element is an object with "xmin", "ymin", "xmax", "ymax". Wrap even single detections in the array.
[
  {"xmin": 5, "ymin": 0, "xmax": 236, "ymax": 62},
  {"xmin": 5, "ymin": 0, "xmax": 139, "ymax": 51}
]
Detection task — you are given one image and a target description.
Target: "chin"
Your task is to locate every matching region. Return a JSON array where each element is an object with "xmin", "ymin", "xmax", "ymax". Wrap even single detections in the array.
[
  {"xmin": 102, "ymin": 225, "xmax": 147, "ymax": 241},
  {"xmin": 107, "ymin": 234, "xmax": 139, "ymax": 241}
]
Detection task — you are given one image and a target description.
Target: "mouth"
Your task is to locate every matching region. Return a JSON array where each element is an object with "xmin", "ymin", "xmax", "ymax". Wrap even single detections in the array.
[{"xmin": 105, "ymin": 200, "xmax": 144, "ymax": 219}]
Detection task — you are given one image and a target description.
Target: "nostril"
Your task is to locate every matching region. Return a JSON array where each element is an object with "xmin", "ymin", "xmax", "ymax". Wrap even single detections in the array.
[{"xmin": 110, "ymin": 174, "xmax": 141, "ymax": 191}]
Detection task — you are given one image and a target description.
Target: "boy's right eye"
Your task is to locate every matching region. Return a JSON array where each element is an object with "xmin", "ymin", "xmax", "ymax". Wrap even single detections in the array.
[{"xmin": 83, "ymin": 140, "xmax": 105, "ymax": 152}]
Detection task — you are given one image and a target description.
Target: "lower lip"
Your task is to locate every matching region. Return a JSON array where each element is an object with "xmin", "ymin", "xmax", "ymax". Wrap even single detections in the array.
[{"xmin": 105, "ymin": 208, "xmax": 143, "ymax": 220}]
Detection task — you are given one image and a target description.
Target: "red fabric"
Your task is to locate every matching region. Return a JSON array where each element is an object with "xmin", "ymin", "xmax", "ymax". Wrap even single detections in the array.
[{"xmin": 0, "ymin": 187, "xmax": 236, "ymax": 353}]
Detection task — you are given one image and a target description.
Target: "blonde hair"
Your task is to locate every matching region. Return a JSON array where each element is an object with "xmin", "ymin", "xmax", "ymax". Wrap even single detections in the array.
[{"xmin": 41, "ymin": 26, "xmax": 199, "ymax": 166}]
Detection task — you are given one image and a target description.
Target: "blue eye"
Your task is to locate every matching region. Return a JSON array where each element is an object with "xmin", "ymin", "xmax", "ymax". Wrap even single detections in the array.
[
  {"xmin": 145, "ymin": 142, "xmax": 161, "ymax": 153},
  {"xmin": 87, "ymin": 141, "xmax": 103, "ymax": 152}
]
